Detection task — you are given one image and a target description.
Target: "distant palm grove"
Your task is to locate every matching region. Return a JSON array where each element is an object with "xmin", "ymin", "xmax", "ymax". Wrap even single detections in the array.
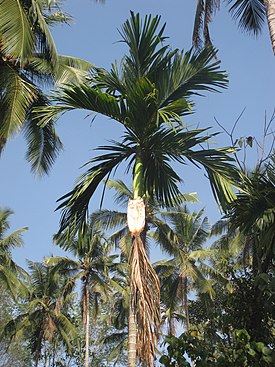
[{"xmin": 0, "ymin": 1, "xmax": 274, "ymax": 367}]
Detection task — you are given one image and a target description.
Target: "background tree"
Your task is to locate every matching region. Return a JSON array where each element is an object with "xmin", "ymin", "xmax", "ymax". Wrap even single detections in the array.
[
  {"xmin": 0, "ymin": 208, "xmax": 28, "ymax": 298},
  {"xmin": 227, "ymin": 155, "xmax": 275, "ymax": 274},
  {"xmin": 1, "ymin": 260, "xmax": 77, "ymax": 367},
  {"xmin": 154, "ymin": 207, "xmax": 214, "ymax": 334},
  {"xmin": 0, "ymin": 0, "xmax": 92, "ymax": 173},
  {"xmin": 47, "ymin": 221, "xmax": 115, "ymax": 367}
]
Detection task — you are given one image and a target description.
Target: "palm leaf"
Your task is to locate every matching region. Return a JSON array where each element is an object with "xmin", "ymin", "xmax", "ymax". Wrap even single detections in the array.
[
  {"xmin": 0, "ymin": 0, "xmax": 35, "ymax": 61},
  {"xmin": 30, "ymin": 0, "xmax": 58, "ymax": 67},
  {"xmin": 119, "ymin": 11, "xmax": 169, "ymax": 78},
  {"xmin": 0, "ymin": 65, "xmax": 38, "ymax": 140},
  {"xmin": 55, "ymin": 55, "xmax": 94, "ymax": 85},
  {"xmin": 37, "ymin": 83, "xmax": 126, "ymax": 128},
  {"xmin": 226, "ymin": 0, "xmax": 266, "ymax": 35},
  {"xmin": 56, "ymin": 144, "xmax": 132, "ymax": 234},
  {"xmin": 23, "ymin": 94, "xmax": 64, "ymax": 175},
  {"xmin": 157, "ymin": 46, "xmax": 228, "ymax": 110}
]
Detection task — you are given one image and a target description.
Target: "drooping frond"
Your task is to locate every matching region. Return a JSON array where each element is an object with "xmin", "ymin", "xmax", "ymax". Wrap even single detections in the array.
[
  {"xmin": 37, "ymin": 83, "xmax": 127, "ymax": 128},
  {"xmin": 0, "ymin": 64, "xmax": 38, "ymax": 140},
  {"xmin": 130, "ymin": 236, "xmax": 161, "ymax": 367},
  {"xmin": 0, "ymin": 0, "xmax": 35, "ymax": 62},
  {"xmin": 56, "ymin": 142, "xmax": 133, "ymax": 234},
  {"xmin": 157, "ymin": 46, "xmax": 227, "ymax": 111},
  {"xmin": 55, "ymin": 55, "xmax": 93, "ymax": 86},
  {"xmin": 23, "ymin": 94, "xmax": 64, "ymax": 175},
  {"xmin": 226, "ymin": 0, "xmax": 266, "ymax": 36}
]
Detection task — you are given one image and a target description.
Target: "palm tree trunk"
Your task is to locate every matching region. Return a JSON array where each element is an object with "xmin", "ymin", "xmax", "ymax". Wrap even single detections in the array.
[
  {"xmin": 182, "ymin": 276, "xmax": 190, "ymax": 330},
  {"xmin": 168, "ymin": 316, "xmax": 176, "ymax": 336},
  {"xmin": 128, "ymin": 297, "xmax": 137, "ymax": 367},
  {"xmin": 84, "ymin": 284, "xmax": 90, "ymax": 367},
  {"xmin": 127, "ymin": 157, "xmax": 161, "ymax": 367},
  {"xmin": 265, "ymin": 0, "xmax": 275, "ymax": 54}
]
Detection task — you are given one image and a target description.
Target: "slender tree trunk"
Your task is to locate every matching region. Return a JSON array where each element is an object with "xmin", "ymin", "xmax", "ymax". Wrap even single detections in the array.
[
  {"xmin": 85, "ymin": 284, "xmax": 90, "ymax": 367},
  {"xmin": 168, "ymin": 316, "xmax": 176, "ymax": 336},
  {"xmin": 127, "ymin": 156, "xmax": 161, "ymax": 367},
  {"xmin": 128, "ymin": 296, "xmax": 137, "ymax": 367},
  {"xmin": 182, "ymin": 276, "xmax": 190, "ymax": 330},
  {"xmin": 35, "ymin": 353, "xmax": 39, "ymax": 367},
  {"xmin": 265, "ymin": 0, "xmax": 275, "ymax": 54}
]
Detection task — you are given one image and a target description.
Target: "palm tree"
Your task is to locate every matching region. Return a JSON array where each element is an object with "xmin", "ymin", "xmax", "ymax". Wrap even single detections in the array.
[
  {"xmin": 46, "ymin": 220, "xmax": 115, "ymax": 367},
  {"xmin": 193, "ymin": 0, "xmax": 275, "ymax": 54},
  {"xmin": 1, "ymin": 260, "xmax": 76, "ymax": 367},
  {"xmin": 153, "ymin": 206, "xmax": 216, "ymax": 333},
  {"xmin": 0, "ymin": 208, "xmax": 28, "ymax": 298},
  {"xmin": 0, "ymin": 0, "xmax": 92, "ymax": 173},
  {"xmin": 37, "ymin": 12, "xmax": 239, "ymax": 366},
  {"xmin": 227, "ymin": 156, "xmax": 275, "ymax": 274}
]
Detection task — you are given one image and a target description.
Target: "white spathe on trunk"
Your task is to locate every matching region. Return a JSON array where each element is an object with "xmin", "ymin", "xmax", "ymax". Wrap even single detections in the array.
[{"xmin": 127, "ymin": 198, "xmax": 145, "ymax": 235}]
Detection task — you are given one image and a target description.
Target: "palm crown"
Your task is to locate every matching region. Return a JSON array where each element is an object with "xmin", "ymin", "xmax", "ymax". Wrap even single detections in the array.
[{"xmin": 38, "ymin": 11, "xmax": 239, "ymax": 235}]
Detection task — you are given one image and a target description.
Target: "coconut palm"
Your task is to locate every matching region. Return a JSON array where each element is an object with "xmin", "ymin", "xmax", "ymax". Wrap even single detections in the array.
[
  {"xmin": 46, "ymin": 220, "xmax": 115, "ymax": 367},
  {"xmin": 193, "ymin": 0, "xmax": 275, "ymax": 54},
  {"xmin": 0, "ymin": 0, "xmax": 92, "ymax": 173},
  {"xmin": 37, "ymin": 12, "xmax": 239, "ymax": 366},
  {"xmin": 153, "ymin": 206, "xmax": 217, "ymax": 333},
  {"xmin": 0, "ymin": 208, "xmax": 28, "ymax": 298},
  {"xmin": 227, "ymin": 156, "xmax": 275, "ymax": 274},
  {"xmin": 1, "ymin": 260, "xmax": 76, "ymax": 367}
]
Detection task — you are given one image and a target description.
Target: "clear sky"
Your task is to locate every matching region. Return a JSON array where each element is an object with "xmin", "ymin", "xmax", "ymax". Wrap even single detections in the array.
[{"xmin": 0, "ymin": 0, "xmax": 274, "ymax": 268}]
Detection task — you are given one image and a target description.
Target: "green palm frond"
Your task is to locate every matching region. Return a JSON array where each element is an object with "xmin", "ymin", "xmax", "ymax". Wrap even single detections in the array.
[
  {"xmin": 157, "ymin": 46, "xmax": 228, "ymax": 109},
  {"xmin": 0, "ymin": 227, "xmax": 28, "ymax": 251},
  {"xmin": 55, "ymin": 55, "xmax": 93, "ymax": 86},
  {"xmin": 45, "ymin": 9, "xmax": 73, "ymax": 26},
  {"xmin": 37, "ymin": 83, "xmax": 126, "ymax": 128},
  {"xmin": 105, "ymin": 179, "xmax": 133, "ymax": 205},
  {"xmin": 226, "ymin": 0, "xmax": 266, "ymax": 35},
  {"xmin": 91, "ymin": 209, "xmax": 127, "ymax": 232},
  {"xmin": 184, "ymin": 146, "xmax": 240, "ymax": 211},
  {"xmin": 0, "ymin": 65, "xmax": 38, "ymax": 140},
  {"xmin": 23, "ymin": 94, "xmax": 64, "ymax": 175},
  {"xmin": 0, "ymin": 0, "xmax": 35, "ymax": 61},
  {"xmin": 30, "ymin": 0, "xmax": 58, "ymax": 66},
  {"xmin": 56, "ymin": 143, "xmax": 132, "ymax": 233},
  {"xmin": 119, "ymin": 11, "xmax": 169, "ymax": 79}
]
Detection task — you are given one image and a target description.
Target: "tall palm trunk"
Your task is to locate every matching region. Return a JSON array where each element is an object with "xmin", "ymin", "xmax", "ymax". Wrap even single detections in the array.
[
  {"xmin": 168, "ymin": 315, "xmax": 176, "ymax": 337},
  {"xmin": 265, "ymin": 0, "xmax": 275, "ymax": 54},
  {"xmin": 84, "ymin": 282, "xmax": 90, "ymax": 367},
  {"xmin": 182, "ymin": 276, "xmax": 190, "ymax": 330},
  {"xmin": 128, "ymin": 298, "xmax": 137, "ymax": 367},
  {"xmin": 127, "ymin": 156, "xmax": 161, "ymax": 367}
]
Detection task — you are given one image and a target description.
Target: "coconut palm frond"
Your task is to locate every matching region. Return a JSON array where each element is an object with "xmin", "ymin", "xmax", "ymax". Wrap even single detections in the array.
[
  {"xmin": 23, "ymin": 94, "xmax": 64, "ymax": 175},
  {"xmin": 55, "ymin": 55, "xmax": 94, "ymax": 86},
  {"xmin": 226, "ymin": 0, "xmax": 266, "ymax": 35},
  {"xmin": 0, "ymin": 0, "xmax": 35, "ymax": 61},
  {"xmin": 0, "ymin": 65, "xmax": 38, "ymax": 140}
]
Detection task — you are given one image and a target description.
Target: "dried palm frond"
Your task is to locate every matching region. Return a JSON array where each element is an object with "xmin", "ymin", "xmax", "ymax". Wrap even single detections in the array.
[{"xmin": 129, "ymin": 235, "xmax": 161, "ymax": 367}]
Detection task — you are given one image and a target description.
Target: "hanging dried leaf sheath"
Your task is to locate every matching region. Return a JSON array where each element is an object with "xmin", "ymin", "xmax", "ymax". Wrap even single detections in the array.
[{"xmin": 127, "ymin": 155, "xmax": 161, "ymax": 366}]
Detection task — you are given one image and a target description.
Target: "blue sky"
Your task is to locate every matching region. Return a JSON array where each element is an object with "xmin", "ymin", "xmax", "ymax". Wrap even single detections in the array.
[{"xmin": 0, "ymin": 0, "xmax": 274, "ymax": 267}]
